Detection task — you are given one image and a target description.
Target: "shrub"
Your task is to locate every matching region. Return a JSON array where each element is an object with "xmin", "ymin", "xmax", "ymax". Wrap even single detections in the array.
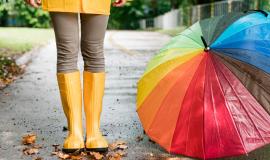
[{"xmin": 0, "ymin": 0, "xmax": 51, "ymax": 28}]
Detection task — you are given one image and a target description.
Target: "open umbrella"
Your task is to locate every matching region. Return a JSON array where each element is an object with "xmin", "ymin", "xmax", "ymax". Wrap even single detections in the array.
[{"xmin": 137, "ymin": 10, "xmax": 270, "ymax": 159}]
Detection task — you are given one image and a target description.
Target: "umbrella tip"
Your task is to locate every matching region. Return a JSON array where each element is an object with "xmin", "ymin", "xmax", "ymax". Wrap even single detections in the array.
[{"xmin": 204, "ymin": 46, "xmax": 210, "ymax": 52}]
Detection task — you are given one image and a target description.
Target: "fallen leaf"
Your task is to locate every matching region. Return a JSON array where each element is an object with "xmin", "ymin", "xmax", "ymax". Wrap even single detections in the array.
[
  {"xmin": 33, "ymin": 157, "xmax": 43, "ymax": 160},
  {"xmin": 80, "ymin": 152, "xmax": 87, "ymax": 156},
  {"xmin": 57, "ymin": 152, "xmax": 70, "ymax": 159},
  {"xmin": 108, "ymin": 157, "xmax": 121, "ymax": 160},
  {"xmin": 70, "ymin": 155, "xmax": 83, "ymax": 160},
  {"xmin": 114, "ymin": 140, "xmax": 126, "ymax": 145},
  {"xmin": 117, "ymin": 144, "xmax": 128, "ymax": 150},
  {"xmin": 51, "ymin": 151, "xmax": 71, "ymax": 159},
  {"xmin": 23, "ymin": 147, "xmax": 39, "ymax": 155},
  {"xmin": 115, "ymin": 150, "xmax": 127, "ymax": 157},
  {"xmin": 107, "ymin": 152, "xmax": 121, "ymax": 160},
  {"xmin": 22, "ymin": 133, "xmax": 36, "ymax": 145},
  {"xmin": 90, "ymin": 152, "xmax": 103, "ymax": 160},
  {"xmin": 136, "ymin": 136, "xmax": 143, "ymax": 142},
  {"xmin": 32, "ymin": 144, "xmax": 42, "ymax": 149},
  {"xmin": 0, "ymin": 55, "xmax": 23, "ymax": 89},
  {"xmin": 51, "ymin": 151, "xmax": 57, "ymax": 155},
  {"xmin": 109, "ymin": 140, "xmax": 127, "ymax": 151}
]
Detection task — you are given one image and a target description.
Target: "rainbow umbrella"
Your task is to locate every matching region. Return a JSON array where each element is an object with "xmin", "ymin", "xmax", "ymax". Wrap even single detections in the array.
[{"xmin": 137, "ymin": 10, "xmax": 270, "ymax": 159}]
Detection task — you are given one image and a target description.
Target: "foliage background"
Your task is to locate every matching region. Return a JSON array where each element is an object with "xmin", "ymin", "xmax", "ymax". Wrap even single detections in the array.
[
  {"xmin": 0, "ymin": 0, "xmax": 269, "ymax": 29},
  {"xmin": 0, "ymin": 0, "xmax": 50, "ymax": 28}
]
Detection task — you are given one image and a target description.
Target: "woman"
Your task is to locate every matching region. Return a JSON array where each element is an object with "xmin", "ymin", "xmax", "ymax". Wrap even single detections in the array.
[{"xmin": 25, "ymin": 0, "xmax": 126, "ymax": 153}]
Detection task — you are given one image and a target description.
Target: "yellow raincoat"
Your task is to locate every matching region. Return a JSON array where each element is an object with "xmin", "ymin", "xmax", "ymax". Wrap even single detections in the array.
[{"xmin": 42, "ymin": 0, "xmax": 111, "ymax": 15}]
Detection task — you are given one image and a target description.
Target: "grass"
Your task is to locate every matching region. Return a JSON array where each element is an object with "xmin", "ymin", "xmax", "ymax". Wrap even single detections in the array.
[
  {"xmin": 157, "ymin": 26, "xmax": 187, "ymax": 37},
  {"xmin": 0, "ymin": 27, "xmax": 54, "ymax": 56}
]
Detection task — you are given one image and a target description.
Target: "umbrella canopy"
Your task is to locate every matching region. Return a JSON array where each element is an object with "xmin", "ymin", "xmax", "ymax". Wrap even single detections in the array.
[{"xmin": 137, "ymin": 10, "xmax": 270, "ymax": 159}]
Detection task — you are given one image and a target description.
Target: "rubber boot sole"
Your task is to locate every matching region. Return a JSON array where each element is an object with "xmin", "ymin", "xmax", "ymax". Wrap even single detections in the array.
[
  {"xmin": 86, "ymin": 147, "xmax": 108, "ymax": 153},
  {"xmin": 62, "ymin": 148, "xmax": 84, "ymax": 154}
]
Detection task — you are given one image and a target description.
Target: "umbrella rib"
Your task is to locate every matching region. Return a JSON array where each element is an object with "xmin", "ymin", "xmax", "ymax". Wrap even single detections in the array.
[
  {"xmin": 141, "ymin": 49, "xmax": 202, "ymax": 78},
  {"xmin": 213, "ymin": 47, "xmax": 270, "ymax": 61},
  {"xmin": 211, "ymin": 55, "xmax": 248, "ymax": 154},
  {"xmin": 182, "ymin": 57, "xmax": 207, "ymax": 155},
  {"xmin": 179, "ymin": 33, "xmax": 204, "ymax": 48},
  {"xmin": 185, "ymin": 25, "xmax": 202, "ymax": 40},
  {"xmin": 212, "ymin": 22, "xmax": 270, "ymax": 47},
  {"xmin": 202, "ymin": 56, "xmax": 209, "ymax": 159},
  {"xmin": 208, "ymin": 57, "xmax": 222, "ymax": 156},
  {"xmin": 147, "ymin": 56, "xmax": 202, "ymax": 151},
  {"xmin": 178, "ymin": 23, "xmax": 204, "ymax": 47},
  {"xmin": 184, "ymin": 62, "xmax": 203, "ymax": 155},
  {"xmin": 214, "ymin": 56, "xmax": 267, "ymax": 148},
  {"xmin": 206, "ymin": 19, "xmax": 213, "ymax": 44},
  {"xmin": 212, "ymin": 53, "xmax": 270, "ymax": 118},
  {"xmin": 213, "ymin": 45, "xmax": 270, "ymax": 58},
  {"xmin": 214, "ymin": 53, "xmax": 270, "ymax": 95},
  {"xmin": 220, "ymin": 72, "xmax": 267, "ymax": 144},
  {"xmin": 210, "ymin": 13, "xmax": 246, "ymax": 44},
  {"xmin": 164, "ymin": 56, "xmax": 206, "ymax": 154},
  {"xmin": 212, "ymin": 48, "xmax": 270, "ymax": 73}
]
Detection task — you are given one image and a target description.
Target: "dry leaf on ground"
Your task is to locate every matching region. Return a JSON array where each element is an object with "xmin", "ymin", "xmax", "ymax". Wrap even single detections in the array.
[
  {"xmin": 22, "ymin": 133, "xmax": 36, "ymax": 145},
  {"xmin": 108, "ymin": 157, "xmax": 121, "ymax": 160},
  {"xmin": 89, "ymin": 152, "xmax": 103, "ymax": 160},
  {"xmin": 49, "ymin": 140, "xmax": 128, "ymax": 160},
  {"xmin": 136, "ymin": 136, "xmax": 143, "ymax": 142},
  {"xmin": 106, "ymin": 140, "xmax": 129, "ymax": 160},
  {"xmin": 117, "ymin": 144, "xmax": 128, "ymax": 150},
  {"xmin": 70, "ymin": 155, "xmax": 83, "ymax": 160},
  {"xmin": 109, "ymin": 140, "xmax": 127, "ymax": 151},
  {"xmin": 23, "ymin": 147, "xmax": 39, "ymax": 155},
  {"xmin": 53, "ymin": 151, "xmax": 71, "ymax": 159},
  {"xmin": 106, "ymin": 153, "xmax": 122, "ymax": 160},
  {"xmin": 32, "ymin": 144, "xmax": 43, "ymax": 149},
  {"xmin": 0, "ymin": 56, "xmax": 23, "ymax": 89},
  {"xmin": 115, "ymin": 150, "xmax": 127, "ymax": 157},
  {"xmin": 106, "ymin": 150, "xmax": 127, "ymax": 160}
]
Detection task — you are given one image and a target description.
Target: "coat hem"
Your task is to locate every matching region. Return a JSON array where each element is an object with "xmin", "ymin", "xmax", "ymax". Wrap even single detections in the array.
[{"xmin": 42, "ymin": 7, "xmax": 110, "ymax": 15}]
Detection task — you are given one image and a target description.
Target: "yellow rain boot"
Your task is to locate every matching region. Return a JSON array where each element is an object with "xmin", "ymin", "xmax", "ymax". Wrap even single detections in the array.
[
  {"xmin": 84, "ymin": 71, "xmax": 108, "ymax": 152},
  {"xmin": 57, "ymin": 71, "xmax": 85, "ymax": 153}
]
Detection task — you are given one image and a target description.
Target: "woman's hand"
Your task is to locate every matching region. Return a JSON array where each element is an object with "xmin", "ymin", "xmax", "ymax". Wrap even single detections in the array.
[
  {"xmin": 24, "ymin": 0, "xmax": 42, "ymax": 8},
  {"xmin": 112, "ymin": 0, "xmax": 127, "ymax": 7}
]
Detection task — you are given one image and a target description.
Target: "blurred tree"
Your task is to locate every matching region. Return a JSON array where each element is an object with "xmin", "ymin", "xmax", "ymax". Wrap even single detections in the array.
[
  {"xmin": 258, "ymin": 0, "xmax": 270, "ymax": 10},
  {"xmin": 108, "ymin": 0, "xmax": 145, "ymax": 29},
  {"xmin": 108, "ymin": 0, "xmax": 224, "ymax": 29},
  {"xmin": 170, "ymin": 0, "xmax": 181, "ymax": 9},
  {"xmin": 144, "ymin": 0, "xmax": 171, "ymax": 17},
  {"xmin": 178, "ymin": 0, "xmax": 225, "ymax": 5},
  {"xmin": 0, "ymin": 0, "xmax": 50, "ymax": 28}
]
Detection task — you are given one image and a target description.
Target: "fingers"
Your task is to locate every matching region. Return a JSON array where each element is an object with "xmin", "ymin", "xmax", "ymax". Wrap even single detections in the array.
[
  {"xmin": 113, "ymin": 0, "xmax": 126, "ymax": 7},
  {"xmin": 36, "ymin": 0, "xmax": 42, "ymax": 5},
  {"xmin": 27, "ymin": 0, "xmax": 40, "ymax": 8}
]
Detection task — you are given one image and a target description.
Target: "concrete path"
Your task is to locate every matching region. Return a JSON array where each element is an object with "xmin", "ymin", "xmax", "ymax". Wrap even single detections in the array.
[{"xmin": 0, "ymin": 31, "xmax": 270, "ymax": 160}]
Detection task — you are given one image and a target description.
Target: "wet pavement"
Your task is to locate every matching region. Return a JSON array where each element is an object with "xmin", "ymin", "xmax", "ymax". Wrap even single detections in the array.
[{"xmin": 1, "ymin": 31, "xmax": 270, "ymax": 160}]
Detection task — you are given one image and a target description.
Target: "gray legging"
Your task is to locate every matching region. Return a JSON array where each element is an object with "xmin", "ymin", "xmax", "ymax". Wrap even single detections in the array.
[{"xmin": 50, "ymin": 12, "xmax": 109, "ymax": 73}]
